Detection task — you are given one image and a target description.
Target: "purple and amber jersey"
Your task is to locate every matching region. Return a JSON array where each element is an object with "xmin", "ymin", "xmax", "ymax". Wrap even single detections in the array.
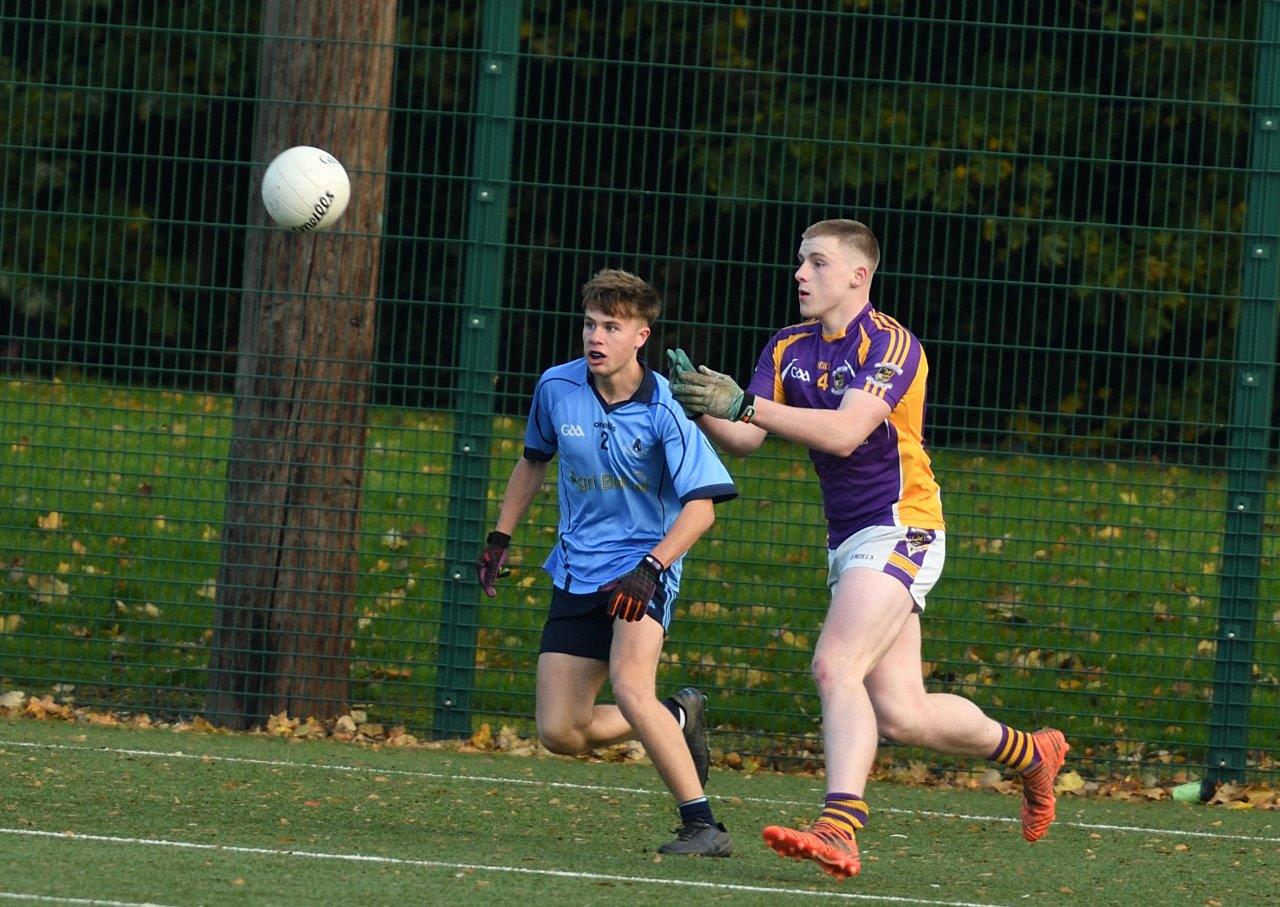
[{"xmin": 746, "ymin": 305, "xmax": 944, "ymax": 548}]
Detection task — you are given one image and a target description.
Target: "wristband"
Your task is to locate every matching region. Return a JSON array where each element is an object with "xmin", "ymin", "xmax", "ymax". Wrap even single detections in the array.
[
  {"xmin": 737, "ymin": 392, "xmax": 757, "ymax": 423},
  {"xmin": 643, "ymin": 553, "xmax": 665, "ymax": 574},
  {"xmin": 487, "ymin": 530, "xmax": 511, "ymax": 548}
]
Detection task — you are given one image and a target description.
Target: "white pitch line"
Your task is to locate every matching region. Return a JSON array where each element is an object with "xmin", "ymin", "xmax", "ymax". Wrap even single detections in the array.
[
  {"xmin": 0, "ymin": 893, "xmax": 179, "ymax": 907},
  {"xmin": 0, "ymin": 826, "xmax": 1010, "ymax": 907},
  {"xmin": 4, "ymin": 739, "xmax": 1279, "ymax": 845}
]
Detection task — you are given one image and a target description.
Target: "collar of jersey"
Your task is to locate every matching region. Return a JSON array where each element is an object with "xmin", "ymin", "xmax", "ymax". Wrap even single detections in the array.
[
  {"xmin": 822, "ymin": 304, "xmax": 875, "ymax": 343},
  {"xmin": 585, "ymin": 356, "xmax": 657, "ymax": 412}
]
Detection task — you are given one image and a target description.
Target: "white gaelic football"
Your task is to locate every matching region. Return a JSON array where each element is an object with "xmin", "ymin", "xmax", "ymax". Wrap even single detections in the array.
[{"xmin": 261, "ymin": 145, "xmax": 351, "ymax": 233}]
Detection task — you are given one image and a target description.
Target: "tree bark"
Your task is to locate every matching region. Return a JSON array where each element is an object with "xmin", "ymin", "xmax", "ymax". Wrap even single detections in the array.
[{"xmin": 206, "ymin": 1, "xmax": 398, "ymax": 728}]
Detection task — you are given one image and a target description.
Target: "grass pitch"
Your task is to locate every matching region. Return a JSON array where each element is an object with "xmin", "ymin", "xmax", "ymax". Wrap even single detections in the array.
[{"xmin": 1, "ymin": 717, "xmax": 1277, "ymax": 906}]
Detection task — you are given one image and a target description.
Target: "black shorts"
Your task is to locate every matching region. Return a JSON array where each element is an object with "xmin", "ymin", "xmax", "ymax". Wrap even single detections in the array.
[{"xmin": 539, "ymin": 584, "xmax": 670, "ymax": 662}]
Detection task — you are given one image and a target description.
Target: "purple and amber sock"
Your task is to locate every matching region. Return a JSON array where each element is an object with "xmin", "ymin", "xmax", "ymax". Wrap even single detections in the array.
[
  {"xmin": 989, "ymin": 724, "xmax": 1040, "ymax": 773},
  {"xmin": 815, "ymin": 792, "xmax": 868, "ymax": 841}
]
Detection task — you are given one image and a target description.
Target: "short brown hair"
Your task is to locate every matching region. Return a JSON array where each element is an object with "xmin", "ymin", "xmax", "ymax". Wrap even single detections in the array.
[
  {"xmin": 580, "ymin": 268, "xmax": 661, "ymax": 325},
  {"xmin": 802, "ymin": 219, "xmax": 881, "ymax": 270}
]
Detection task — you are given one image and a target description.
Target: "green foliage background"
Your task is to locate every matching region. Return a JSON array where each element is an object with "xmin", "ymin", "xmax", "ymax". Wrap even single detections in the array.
[
  {"xmin": 2, "ymin": 1, "xmax": 1270, "ymax": 457},
  {"xmin": 1, "ymin": 1, "xmax": 1277, "ymax": 779}
]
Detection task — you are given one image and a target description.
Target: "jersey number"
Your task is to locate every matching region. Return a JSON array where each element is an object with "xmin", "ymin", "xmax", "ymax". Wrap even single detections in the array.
[
  {"xmin": 817, "ymin": 373, "xmax": 828, "ymax": 390},
  {"xmin": 599, "ymin": 430, "xmax": 609, "ymax": 450}
]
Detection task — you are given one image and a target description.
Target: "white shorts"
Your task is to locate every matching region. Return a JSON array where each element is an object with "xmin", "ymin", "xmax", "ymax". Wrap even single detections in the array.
[{"xmin": 827, "ymin": 525, "xmax": 946, "ymax": 612}]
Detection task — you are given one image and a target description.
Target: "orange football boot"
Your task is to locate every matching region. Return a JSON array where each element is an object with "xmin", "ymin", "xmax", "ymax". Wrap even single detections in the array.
[
  {"xmin": 762, "ymin": 824, "xmax": 861, "ymax": 881},
  {"xmin": 1021, "ymin": 727, "xmax": 1069, "ymax": 842}
]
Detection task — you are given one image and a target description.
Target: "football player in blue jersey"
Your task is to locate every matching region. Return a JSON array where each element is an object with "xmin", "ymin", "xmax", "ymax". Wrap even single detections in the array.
[{"xmin": 475, "ymin": 269, "xmax": 739, "ymax": 857}]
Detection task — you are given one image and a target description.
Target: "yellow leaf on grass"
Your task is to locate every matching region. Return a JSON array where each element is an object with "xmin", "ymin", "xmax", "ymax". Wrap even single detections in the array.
[
  {"xmin": 294, "ymin": 716, "xmax": 326, "ymax": 739},
  {"xmin": 470, "ymin": 723, "xmax": 493, "ymax": 749},
  {"xmin": 267, "ymin": 712, "xmax": 299, "ymax": 736},
  {"xmin": 0, "ymin": 614, "xmax": 22, "ymax": 633},
  {"xmin": 1056, "ymin": 770, "xmax": 1086, "ymax": 793},
  {"xmin": 37, "ymin": 511, "xmax": 62, "ymax": 530},
  {"xmin": 24, "ymin": 695, "xmax": 72, "ymax": 720},
  {"xmin": 27, "ymin": 574, "xmax": 70, "ymax": 603}
]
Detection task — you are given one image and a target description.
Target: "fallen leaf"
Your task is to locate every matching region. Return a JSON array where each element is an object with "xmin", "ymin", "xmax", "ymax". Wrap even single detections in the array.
[
  {"xmin": 267, "ymin": 713, "xmax": 299, "ymax": 737},
  {"xmin": 1057, "ymin": 770, "xmax": 1086, "ymax": 792},
  {"xmin": 27, "ymin": 574, "xmax": 70, "ymax": 603}
]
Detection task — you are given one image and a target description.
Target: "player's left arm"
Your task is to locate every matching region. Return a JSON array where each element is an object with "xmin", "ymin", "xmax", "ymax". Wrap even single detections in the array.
[
  {"xmin": 602, "ymin": 498, "xmax": 716, "ymax": 621},
  {"xmin": 648, "ymin": 497, "xmax": 716, "ymax": 570}
]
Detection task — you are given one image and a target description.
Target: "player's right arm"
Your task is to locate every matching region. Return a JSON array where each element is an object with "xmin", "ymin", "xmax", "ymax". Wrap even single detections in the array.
[
  {"xmin": 690, "ymin": 414, "xmax": 767, "ymax": 457},
  {"xmin": 493, "ymin": 456, "xmax": 548, "ymax": 536},
  {"xmin": 475, "ymin": 456, "xmax": 548, "ymax": 597}
]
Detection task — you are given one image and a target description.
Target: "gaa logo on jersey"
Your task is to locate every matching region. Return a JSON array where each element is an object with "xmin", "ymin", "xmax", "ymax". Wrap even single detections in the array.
[{"xmin": 560, "ymin": 423, "xmax": 586, "ymax": 438}]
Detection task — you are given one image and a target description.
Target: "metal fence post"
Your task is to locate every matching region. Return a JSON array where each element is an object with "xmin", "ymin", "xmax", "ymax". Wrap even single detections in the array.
[
  {"xmin": 1202, "ymin": 0, "xmax": 1280, "ymax": 797},
  {"xmin": 434, "ymin": 0, "xmax": 523, "ymax": 738}
]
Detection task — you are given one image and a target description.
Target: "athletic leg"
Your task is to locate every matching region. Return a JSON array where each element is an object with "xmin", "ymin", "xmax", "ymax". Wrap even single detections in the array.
[
  {"xmin": 866, "ymin": 614, "xmax": 1069, "ymax": 842},
  {"xmin": 608, "ymin": 617, "xmax": 701, "ymax": 802},
  {"xmin": 763, "ymin": 567, "xmax": 910, "ymax": 880},
  {"xmin": 811, "ymin": 567, "xmax": 917, "ymax": 795},
  {"xmin": 610, "ymin": 616, "xmax": 732, "ymax": 856},
  {"xmin": 535, "ymin": 652, "xmax": 631, "ymax": 754}
]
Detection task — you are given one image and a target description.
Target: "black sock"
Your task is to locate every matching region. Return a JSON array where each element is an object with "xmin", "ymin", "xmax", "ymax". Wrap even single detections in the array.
[
  {"xmin": 678, "ymin": 796, "xmax": 716, "ymax": 826},
  {"xmin": 663, "ymin": 697, "xmax": 686, "ymax": 728}
]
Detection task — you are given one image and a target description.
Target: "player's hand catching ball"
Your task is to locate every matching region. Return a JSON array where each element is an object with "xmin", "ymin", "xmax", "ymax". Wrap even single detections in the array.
[
  {"xmin": 672, "ymin": 365, "xmax": 754, "ymax": 422},
  {"xmin": 601, "ymin": 555, "xmax": 663, "ymax": 621},
  {"xmin": 474, "ymin": 531, "xmax": 510, "ymax": 598}
]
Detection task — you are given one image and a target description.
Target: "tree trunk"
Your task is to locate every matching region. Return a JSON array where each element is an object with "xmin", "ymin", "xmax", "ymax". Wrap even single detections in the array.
[{"xmin": 206, "ymin": 1, "xmax": 398, "ymax": 728}]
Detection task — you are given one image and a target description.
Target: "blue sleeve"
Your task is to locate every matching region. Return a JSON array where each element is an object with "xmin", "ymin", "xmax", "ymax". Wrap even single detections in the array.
[
  {"xmin": 522, "ymin": 374, "xmax": 558, "ymax": 461},
  {"xmin": 656, "ymin": 395, "xmax": 737, "ymax": 504}
]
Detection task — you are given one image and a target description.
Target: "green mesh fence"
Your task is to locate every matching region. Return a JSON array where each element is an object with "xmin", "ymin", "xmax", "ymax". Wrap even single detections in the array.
[{"xmin": 1, "ymin": 1, "xmax": 1277, "ymax": 789}]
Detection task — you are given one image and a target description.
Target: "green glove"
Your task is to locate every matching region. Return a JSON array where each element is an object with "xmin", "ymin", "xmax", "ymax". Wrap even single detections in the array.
[
  {"xmin": 665, "ymin": 348, "xmax": 702, "ymax": 421},
  {"xmin": 672, "ymin": 364, "xmax": 755, "ymax": 422}
]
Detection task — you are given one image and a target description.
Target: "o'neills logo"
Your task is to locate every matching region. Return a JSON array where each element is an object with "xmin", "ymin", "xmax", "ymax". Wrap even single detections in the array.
[{"xmin": 291, "ymin": 190, "xmax": 337, "ymax": 234}]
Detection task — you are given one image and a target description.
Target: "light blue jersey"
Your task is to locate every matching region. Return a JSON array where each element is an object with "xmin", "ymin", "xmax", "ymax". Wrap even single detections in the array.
[{"xmin": 523, "ymin": 358, "xmax": 737, "ymax": 597}]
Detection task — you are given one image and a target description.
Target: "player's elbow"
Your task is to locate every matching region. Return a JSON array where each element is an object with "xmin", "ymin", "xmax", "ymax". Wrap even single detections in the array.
[
  {"xmin": 719, "ymin": 430, "xmax": 766, "ymax": 458},
  {"xmin": 822, "ymin": 433, "xmax": 864, "ymax": 458}
]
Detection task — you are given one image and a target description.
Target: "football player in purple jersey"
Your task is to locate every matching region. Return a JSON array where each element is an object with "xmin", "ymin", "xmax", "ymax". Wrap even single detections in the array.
[{"xmin": 671, "ymin": 220, "xmax": 1067, "ymax": 880}]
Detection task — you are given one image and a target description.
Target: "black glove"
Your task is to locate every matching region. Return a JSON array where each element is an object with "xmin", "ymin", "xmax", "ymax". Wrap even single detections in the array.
[
  {"xmin": 474, "ymin": 531, "xmax": 510, "ymax": 598},
  {"xmin": 601, "ymin": 555, "xmax": 663, "ymax": 621}
]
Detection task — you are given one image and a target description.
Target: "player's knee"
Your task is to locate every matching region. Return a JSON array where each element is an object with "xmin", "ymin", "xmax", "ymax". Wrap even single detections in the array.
[
  {"xmin": 609, "ymin": 676, "xmax": 654, "ymax": 718},
  {"xmin": 536, "ymin": 719, "xmax": 587, "ymax": 755},
  {"xmin": 811, "ymin": 651, "xmax": 866, "ymax": 696}
]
